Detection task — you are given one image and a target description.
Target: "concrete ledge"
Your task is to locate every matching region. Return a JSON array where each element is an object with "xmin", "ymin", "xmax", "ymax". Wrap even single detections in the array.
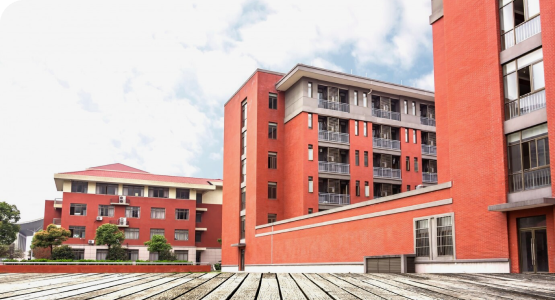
[
  {"xmin": 500, "ymin": 33, "xmax": 542, "ymax": 65},
  {"xmin": 429, "ymin": 0, "xmax": 443, "ymax": 25},
  {"xmin": 416, "ymin": 261, "xmax": 510, "ymax": 273},
  {"xmin": 508, "ymin": 186, "xmax": 551, "ymax": 203},
  {"xmin": 489, "ymin": 198, "xmax": 555, "ymax": 212},
  {"xmin": 245, "ymin": 263, "xmax": 364, "ymax": 274},
  {"xmin": 0, "ymin": 264, "xmax": 211, "ymax": 273},
  {"xmin": 504, "ymin": 108, "xmax": 547, "ymax": 134},
  {"xmin": 318, "ymin": 141, "xmax": 350, "ymax": 150},
  {"xmin": 415, "ymin": 258, "xmax": 509, "ymax": 264}
]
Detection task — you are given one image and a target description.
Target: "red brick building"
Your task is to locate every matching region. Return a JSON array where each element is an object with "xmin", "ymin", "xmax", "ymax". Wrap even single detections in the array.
[
  {"xmin": 222, "ymin": 0, "xmax": 554, "ymax": 273},
  {"xmin": 43, "ymin": 163, "xmax": 222, "ymax": 264}
]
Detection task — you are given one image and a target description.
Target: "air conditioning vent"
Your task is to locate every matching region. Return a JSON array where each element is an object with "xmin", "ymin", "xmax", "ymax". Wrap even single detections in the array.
[
  {"xmin": 119, "ymin": 196, "xmax": 126, "ymax": 203},
  {"xmin": 88, "ymin": 240, "xmax": 95, "ymax": 245},
  {"xmin": 119, "ymin": 217, "xmax": 127, "ymax": 225},
  {"xmin": 96, "ymin": 216, "xmax": 103, "ymax": 221}
]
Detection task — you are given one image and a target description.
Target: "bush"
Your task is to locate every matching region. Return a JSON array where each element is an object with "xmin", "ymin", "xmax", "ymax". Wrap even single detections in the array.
[
  {"xmin": 214, "ymin": 263, "xmax": 221, "ymax": 271},
  {"xmin": 32, "ymin": 247, "xmax": 51, "ymax": 259},
  {"xmin": 158, "ymin": 249, "xmax": 177, "ymax": 261},
  {"xmin": 51, "ymin": 245, "xmax": 75, "ymax": 260},
  {"xmin": 106, "ymin": 245, "xmax": 127, "ymax": 261}
]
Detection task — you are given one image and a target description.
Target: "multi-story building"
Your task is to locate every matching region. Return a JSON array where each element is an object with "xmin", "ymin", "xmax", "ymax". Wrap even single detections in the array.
[
  {"xmin": 43, "ymin": 163, "xmax": 222, "ymax": 264},
  {"xmin": 222, "ymin": 0, "xmax": 554, "ymax": 273}
]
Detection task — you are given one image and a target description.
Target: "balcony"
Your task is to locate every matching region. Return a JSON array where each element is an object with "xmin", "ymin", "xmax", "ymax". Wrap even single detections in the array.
[
  {"xmin": 420, "ymin": 117, "xmax": 436, "ymax": 127},
  {"xmin": 319, "ymin": 130, "xmax": 349, "ymax": 144},
  {"xmin": 109, "ymin": 218, "xmax": 129, "ymax": 227},
  {"xmin": 53, "ymin": 198, "xmax": 63, "ymax": 209},
  {"xmin": 319, "ymin": 161, "xmax": 350, "ymax": 175},
  {"xmin": 373, "ymin": 138, "xmax": 401, "ymax": 151},
  {"xmin": 373, "ymin": 167, "xmax": 401, "ymax": 180},
  {"xmin": 52, "ymin": 218, "xmax": 61, "ymax": 227},
  {"xmin": 318, "ymin": 99, "xmax": 349, "ymax": 113},
  {"xmin": 422, "ymin": 172, "xmax": 438, "ymax": 183},
  {"xmin": 110, "ymin": 197, "xmax": 130, "ymax": 206},
  {"xmin": 318, "ymin": 193, "xmax": 350, "ymax": 205},
  {"xmin": 421, "ymin": 144, "xmax": 437, "ymax": 156},
  {"xmin": 505, "ymin": 90, "xmax": 546, "ymax": 120},
  {"xmin": 503, "ymin": 15, "xmax": 541, "ymax": 50},
  {"xmin": 372, "ymin": 109, "xmax": 401, "ymax": 121},
  {"xmin": 509, "ymin": 167, "xmax": 551, "ymax": 193}
]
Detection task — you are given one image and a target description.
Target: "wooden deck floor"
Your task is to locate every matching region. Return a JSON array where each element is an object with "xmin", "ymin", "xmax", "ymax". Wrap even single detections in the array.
[{"xmin": 0, "ymin": 272, "xmax": 554, "ymax": 299}]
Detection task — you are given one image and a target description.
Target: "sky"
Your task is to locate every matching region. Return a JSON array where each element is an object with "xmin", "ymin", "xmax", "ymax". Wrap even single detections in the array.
[{"xmin": 0, "ymin": 0, "xmax": 435, "ymax": 221}]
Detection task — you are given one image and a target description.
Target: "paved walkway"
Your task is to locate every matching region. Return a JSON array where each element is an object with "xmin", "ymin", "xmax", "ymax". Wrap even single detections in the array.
[{"xmin": 0, "ymin": 272, "xmax": 554, "ymax": 299}]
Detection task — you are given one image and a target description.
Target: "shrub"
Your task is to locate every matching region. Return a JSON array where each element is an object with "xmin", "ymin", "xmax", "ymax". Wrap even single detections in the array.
[
  {"xmin": 32, "ymin": 247, "xmax": 51, "ymax": 259},
  {"xmin": 158, "ymin": 249, "xmax": 177, "ymax": 261},
  {"xmin": 51, "ymin": 245, "xmax": 75, "ymax": 260},
  {"xmin": 106, "ymin": 245, "xmax": 127, "ymax": 261}
]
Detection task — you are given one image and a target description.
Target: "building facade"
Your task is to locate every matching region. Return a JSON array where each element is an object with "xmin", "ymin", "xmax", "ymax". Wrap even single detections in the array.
[
  {"xmin": 43, "ymin": 163, "xmax": 222, "ymax": 264},
  {"xmin": 222, "ymin": 0, "xmax": 555, "ymax": 273}
]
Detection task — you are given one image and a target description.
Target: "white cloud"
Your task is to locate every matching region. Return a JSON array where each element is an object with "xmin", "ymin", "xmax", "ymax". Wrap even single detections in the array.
[
  {"xmin": 0, "ymin": 0, "xmax": 432, "ymax": 220},
  {"xmin": 411, "ymin": 71, "xmax": 435, "ymax": 91}
]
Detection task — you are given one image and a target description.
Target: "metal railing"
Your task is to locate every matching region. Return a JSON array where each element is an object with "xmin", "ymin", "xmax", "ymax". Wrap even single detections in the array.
[
  {"xmin": 52, "ymin": 218, "xmax": 61, "ymax": 225},
  {"xmin": 420, "ymin": 117, "xmax": 436, "ymax": 127},
  {"xmin": 510, "ymin": 167, "xmax": 551, "ymax": 192},
  {"xmin": 505, "ymin": 89, "xmax": 546, "ymax": 120},
  {"xmin": 373, "ymin": 138, "xmax": 401, "ymax": 151},
  {"xmin": 515, "ymin": 15, "xmax": 541, "ymax": 44},
  {"xmin": 373, "ymin": 167, "xmax": 401, "ymax": 180},
  {"xmin": 421, "ymin": 144, "xmax": 437, "ymax": 156},
  {"xmin": 109, "ymin": 219, "xmax": 129, "ymax": 226},
  {"xmin": 423, "ymin": 172, "xmax": 438, "ymax": 183},
  {"xmin": 318, "ymin": 99, "xmax": 350, "ymax": 113},
  {"xmin": 318, "ymin": 193, "xmax": 350, "ymax": 205},
  {"xmin": 319, "ymin": 161, "xmax": 350, "ymax": 174},
  {"xmin": 372, "ymin": 108, "xmax": 401, "ymax": 121},
  {"xmin": 319, "ymin": 130, "xmax": 349, "ymax": 144}
]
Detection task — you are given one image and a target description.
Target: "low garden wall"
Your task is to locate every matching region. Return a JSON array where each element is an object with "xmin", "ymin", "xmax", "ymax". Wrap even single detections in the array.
[{"xmin": 0, "ymin": 262, "xmax": 211, "ymax": 273}]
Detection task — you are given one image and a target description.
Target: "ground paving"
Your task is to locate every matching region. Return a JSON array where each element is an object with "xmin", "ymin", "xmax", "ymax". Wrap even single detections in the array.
[{"xmin": 0, "ymin": 272, "xmax": 553, "ymax": 299}]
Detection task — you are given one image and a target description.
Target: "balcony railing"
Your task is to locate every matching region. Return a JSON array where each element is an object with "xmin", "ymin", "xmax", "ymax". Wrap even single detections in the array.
[
  {"xmin": 373, "ymin": 138, "xmax": 401, "ymax": 151},
  {"xmin": 505, "ymin": 89, "xmax": 546, "ymax": 120},
  {"xmin": 373, "ymin": 167, "xmax": 401, "ymax": 180},
  {"xmin": 53, "ymin": 198, "xmax": 63, "ymax": 208},
  {"xmin": 319, "ymin": 130, "xmax": 349, "ymax": 144},
  {"xmin": 110, "ymin": 218, "xmax": 129, "ymax": 227},
  {"xmin": 422, "ymin": 172, "xmax": 438, "ymax": 183},
  {"xmin": 319, "ymin": 161, "xmax": 350, "ymax": 175},
  {"xmin": 110, "ymin": 197, "xmax": 130, "ymax": 205},
  {"xmin": 420, "ymin": 117, "xmax": 436, "ymax": 127},
  {"xmin": 372, "ymin": 109, "xmax": 401, "ymax": 121},
  {"xmin": 503, "ymin": 15, "xmax": 541, "ymax": 50},
  {"xmin": 509, "ymin": 167, "xmax": 551, "ymax": 193},
  {"xmin": 318, "ymin": 193, "xmax": 350, "ymax": 205},
  {"xmin": 318, "ymin": 99, "xmax": 349, "ymax": 113},
  {"xmin": 52, "ymin": 218, "xmax": 61, "ymax": 226},
  {"xmin": 421, "ymin": 144, "xmax": 437, "ymax": 156}
]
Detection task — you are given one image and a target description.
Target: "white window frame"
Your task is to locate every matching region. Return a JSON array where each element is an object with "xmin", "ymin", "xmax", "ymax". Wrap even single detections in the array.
[
  {"xmin": 308, "ymin": 176, "xmax": 313, "ymax": 193},
  {"xmin": 363, "ymin": 122, "xmax": 367, "ymax": 137},
  {"xmin": 308, "ymin": 113, "xmax": 313, "ymax": 129},
  {"xmin": 308, "ymin": 144, "xmax": 313, "ymax": 161},
  {"xmin": 354, "ymin": 91, "xmax": 358, "ymax": 106},
  {"xmin": 405, "ymin": 129, "xmax": 409, "ymax": 143},
  {"xmin": 308, "ymin": 82, "xmax": 313, "ymax": 98},
  {"xmin": 355, "ymin": 121, "xmax": 359, "ymax": 136},
  {"xmin": 413, "ymin": 129, "xmax": 417, "ymax": 144},
  {"xmin": 363, "ymin": 93, "xmax": 368, "ymax": 107},
  {"xmin": 413, "ymin": 212, "xmax": 456, "ymax": 262}
]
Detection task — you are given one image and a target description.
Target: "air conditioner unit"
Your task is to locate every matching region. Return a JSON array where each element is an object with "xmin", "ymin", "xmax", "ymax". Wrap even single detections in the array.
[
  {"xmin": 119, "ymin": 196, "xmax": 126, "ymax": 203},
  {"xmin": 96, "ymin": 216, "xmax": 103, "ymax": 221},
  {"xmin": 88, "ymin": 240, "xmax": 95, "ymax": 245},
  {"xmin": 119, "ymin": 217, "xmax": 127, "ymax": 225}
]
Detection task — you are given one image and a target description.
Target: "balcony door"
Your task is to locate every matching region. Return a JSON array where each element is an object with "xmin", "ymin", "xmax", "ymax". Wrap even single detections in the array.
[{"xmin": 519, "ymin": 216, "xmax": 549, "ymax": 273}]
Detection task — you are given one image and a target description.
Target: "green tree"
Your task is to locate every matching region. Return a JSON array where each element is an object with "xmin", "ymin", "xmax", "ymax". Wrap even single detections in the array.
[
  {"xmin": 0, "ymin": 202, "xmax": 21, "ymax": 245},
  {"xmin": 31, "ymin": 224, "xmax": 71, "ymax": 255},
  {"xmin": 107, "ymin": 245, "xmax": 127, "ymax": 261},
  {"xmin": 51, "ymin": 245, "xmax": 75, "ymax": 260},
  {"xmin": 95, "ymin": 224, "xmax": 125, "ymax": 250},
  {"xmin": 144, "ymin": 235, "xmax": 174, "ymax": 261}
]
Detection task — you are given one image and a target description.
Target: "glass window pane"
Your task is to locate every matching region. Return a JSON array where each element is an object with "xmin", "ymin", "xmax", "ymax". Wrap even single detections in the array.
[
  {"xmin": 537, "ymin": 138, "xmax": 548, "ymax": 166},
  {"xmin": 503, "ymin": 61, "xmax": 516, "ymax": 75},
  {"xmin": 504, "ymin": 72, "xmax": 518, "ymax": 101},
  {"xmin": 517, "ymin": 48, "xmax": 543, "ymax": 69},
  {"xmin": 532, "ymin": 61, "xmax": 545, "ymax": 90},
  {"xmin": 508, "ymin": 132, "xmax": 520, "ymax": 144},
  {"xmin": 522, "ymin": 123, "xmax": 548, "ymax": 140},
  {"xmin": 500, "ymin": 0, "xmax": 512, "ymax": 7},
  {"xmin": 522, "ymin": 142, "xmax": 531, "ymax": 170},
  {"xmin": 527, "ymin": 0, "xmax": 540, "ymax": 17},
  {"xmin": 530, "ymin": 140, "xmax": 537, "ymax": 168},
  {"xmin": 500, "ymin": 3, "xmax": 514, "ymax": 32}
]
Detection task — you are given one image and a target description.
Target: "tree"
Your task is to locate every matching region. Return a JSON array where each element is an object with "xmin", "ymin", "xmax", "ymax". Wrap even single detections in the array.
[
  {"xmin": 31, "ymin": 224, "xmax": 71, "ymax": 255},
  {"xmin": 107, "ymin": 245, "xmax": 127, "ymax": 261},
  {"xmin": 0, "ymin": 244, "xmax": 24, "ymax": 259},
  {"xmin": 51, "ymin": 245, "xmax": 75, "ymax": 260},
  {"xmin": 95, "ymin": 224, "xmax": 125, "ymax": 250},
  {"xmin": 31, "ymin": 247, "xmax": 51, "ymax": 259},
  {"xmin": 0, "ymin": 202, "xmax": 21, "ymax": 245},
  {"xmin": 144, "ymin": 235, "xmax": 173, "ymax": 261}
]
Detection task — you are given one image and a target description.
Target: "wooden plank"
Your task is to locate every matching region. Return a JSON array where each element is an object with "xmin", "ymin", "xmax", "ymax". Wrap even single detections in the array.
[
  {"xmin": 304, "ymin": 273, "xmax": 359, "ymax": 300},
  {"xmin": 365, "ymin": 274, "xmax": 461, "ymax": 300},
  {"xmin": 230, "ymin": 273, "xmax": 262, "ymax": 300},
  {"xmin": 88, "ymin": 274, "xmax": 187, "ymax": 300},
  {"xmin": 255, "ymin": 273, "xmax": 281, "ymax": 300},
  {"xmin": 289, "ymin": 273, "xmax": 332, "ymax": 300},
  {"xmin": 276, "ymin": 273, "xmax": 307, "ymax": 300},
  {"xmin": 450, "ymin": 273, "xmax": 555, "ymax": 294},
  {"xmin": 147, "ymin": 272, "xmax": 219, "ymax": 299},
  {"xmin": 355, "ymin": 274, "xmax": 437, "ymax": 300},
  {"xmin": 203, "ymin": 273, "xmax": 248, "ymax": 300},
  {"xmin": 176, "ymin": 272, "xmax": 234, "ymax": 300},
  {"xmin": 317, "ymin": 274, "xmax": 383, "ymax": 300},
  {"xmin": 64, "ymin": 273, "xmax": 164, "ymax": 300},
  {"xmin": 117, "ymin": 273, "xmax": 202, "ymax": 300},
  {"xmin": 0, "ymin": 273, "xmax": 61, "ymax": 284},
  {"xmin": 330, "ymin": 274, "xmax": 407, "ymax": 300},
  {"xmin": 0, "ymin": 273, "xmax": 93, "ymax": 294}
]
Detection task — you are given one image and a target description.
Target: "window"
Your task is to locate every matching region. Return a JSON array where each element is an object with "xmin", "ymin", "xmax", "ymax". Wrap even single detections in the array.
[
  {"xmin": 354, "ymin": 91, "xmax": 358, "ymax": 106},
  {"xmin": 308, "ymin": 144, "xmax": 314, "ymax": 161},
  {"xmin": 308, "ymin": 176, "xmax": 313, "ymax": 193},
  {"xmin": 354, "ymin": 121, "xmax": 359, "ymax": 136},
  {"xmin": 268, "ymin": 152, "xmax": 277, "ymax": 169},
  {"xmin": 71, "ymin": 181, "xmax": 88, "ymax": 193},
  {"xmin": 413, "ymin": 129, "xmax": 417, "ymax": 144},
  {"xmin": 308, "ymin": 208, "xmax": 313, "ymax": 214},
  {"xmin": 241, "ymin": 187, "xmax": 246, "ymax": 210},
  {"xmin": 268, "ymin": 214, "xmax": 277, "ymax": 223},
  {"xmin": 151, "ymin": 208, "xmax": 165, "ymax": 219},
  {"xmin": 175, "ymin": 250, "xmax": 188, "ymax": 261},
  {"xmin": 363, "ymin": 122, "xmax": 367, "ymax": 137},
  {"xmin": 150, "ymin": 229, "xmax": 164, "ymax": 239},
  {"xmin": 176, "ymin": 189, "xmax": 190, "ymax": 200},
  {"xmin": 175, "ymin": 229, "xmax": 189, "ymax": 241},
  {"xmin": 69, "ymin": 226, "xmax": 85, "ymax": 238},
  {"xmin": 197, "ymin": 192, "xmax": 203, "ymax": 204},
  {"xmin": 123, "ymin": 185, "xmax": 143, "ymax": 197},
  {"xmin": 406, "ymin": 156, "xmax": 410, "ymax": 171},
  {"xmin": 72, "ymin": 249, "xmax": 85, "ymax": 260},
  {"xmin": 268, "ymin": 123, "xmax": 277, "ymax": 139},
  {"xmin": 308, "ymin": 113, "xmax": 313, "ymax": 129},
  {"xmin": 268, "ymin": 182, "xmax": 277, "ymax": 199},
  {"xmin": 364, "ymin": 151, "xmax": 368, "ymax": 167},
  {"xmin": 195, "ymin": 231, "xmax": 202, "ymax": 242},
  {"xmin": 241, "ymin": 100, "xmax": 247, "ymax": 128},
  {"xmin": 308, "ymin": 82, "xmax": 313, "ymax": 98},
  {"xmin": 365, "ymin": 181, "xmax": 369, "ymax": 197},
  {"xmin": 70, "ymin": 204, "xmax": 87, "ymax": 216},
  {"xmin": 269, "ymin": 93, "xmax": 277, "ymax": 110},
  {"xmin": 240, "ymin": 216, "xmax": 245, "ymax": 239},
  {"xmin": 412, "ymin": 101, "xmax": 416, "ymax": 115},
  {"xmin": 96, "ymin": 249, "xmax": 108, "ymax": 260},
  {"xmin": 126, "ymin": 206, "xmax": 140, "ymax": 218},
  {"xmin": 356, "ymin": 181, "xmax": 360, "ymax": 196},
  {"xmin": 414, "ymin": 158, "xmax": 419, "ymax": 172},
  {"xmin": 96, "ymin": 183, "xmax": 117, "ymax": 195},
  {"xmin": 363, "ymin": 93, "xmax": 368, "ymax": 107},
  {"xmin": 241, "ymin": 131, "xmax": 247, "ymax": 156},
  {"xmin": 404, "ymin": 100, "xmax": 408, "ymax": 114},
  {"xmin": 407, "ymin": 185, "xmax": 411, "ymax": 191},
  {"xmin": 98, "ymin": 205, "xmax": 114, "ymax": 217},
  {"xmin": 499, "ymin": 0, "xmax": 541, "ymax": 50},
  {"xmin": 415, "ymin": 214, "xmax": 454, "ymax": 260},
  {"xmin": 127, "ymin": 249, "xmax": 139, "ymax": 261},
  {"xmin": 148, "ymin": 187, "xmax": 168, "ymax": 198},
  {"xmin": 241, "ymin": 159, "xmax": 246, "ymax": 183},
  {"xmin": 196, "ymin": 212, "xmax": 202, "ymax": 223},
  {"xmin": 125, "ymin": 228, "xmax": 139, "ymax": 240},
  {"xmin": 405, "ymin": 129, "xmax": 409, "ymax": 143},
  {"xmin": 355, "ymin": 151, "xmax": 359, "ymax": 166},
  {"xmin": 175, "ymin": 209, "xmax": 189, "ymax": 220}
]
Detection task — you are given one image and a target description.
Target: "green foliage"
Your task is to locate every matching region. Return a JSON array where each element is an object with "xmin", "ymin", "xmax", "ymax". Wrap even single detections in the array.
[
  {"xmin": 31, "ymin": 247, "xmax": 51, "ymax": 259},
  {"xmin": 30, "ymin": 224, "xmax": 71, "ymax": 256},
  {"xmin": 51, "ymin": 245, "xmax": 75, "ymax": 260},
  {"xmin": 0, "ymin": 202, "xmax": 21, "ymax": 245},
  {"xmin": 106, "ymin": 245, "xmax": 127, "ymax": 261},
  {"xmin": 144, "ymin": 235, "xmax": 172, "ymax": 253},
  {"xmin": 95, "ymin": 224, "xmax": 125, "ymax": 249},
  {"xmin": 158, "ymin": 249, "xmax": 177, "ymax": 261},
  {"xmin": 0, "ymin": 244, "xmax": 24, "ymax": 259},
  {"xmin": 214, "ymin": 263, "xmax": 221, "ymax": 271},
  {"xmin": 217, "ymin": 238, "xmax": 222, "ymax": 245}
]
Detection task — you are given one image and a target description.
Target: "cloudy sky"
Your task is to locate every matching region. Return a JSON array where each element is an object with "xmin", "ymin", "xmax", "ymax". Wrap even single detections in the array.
[{"xmin": 0, "ymin": 0, "xmax": 434, "ymax": 221}]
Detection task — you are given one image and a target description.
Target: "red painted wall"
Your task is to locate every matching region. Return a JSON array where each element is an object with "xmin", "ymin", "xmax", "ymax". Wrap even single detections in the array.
[
  {"xmin": 196, "ymin": 203, "xmax": 223, "ymax": 248},
  {"xmin": 349, "ymin": 119, "xmax": 373, "ymax": 203},
  {"xmin": 401, "ymin": 128, "xmax": 424, "ymax": 192},
  {"xmin": 43, "ymin": 200, "xmax": 61, "ymax": 229},
  {"xmin": 0, "ymin": 264, "xmax": 210, "ymax": 273}
]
